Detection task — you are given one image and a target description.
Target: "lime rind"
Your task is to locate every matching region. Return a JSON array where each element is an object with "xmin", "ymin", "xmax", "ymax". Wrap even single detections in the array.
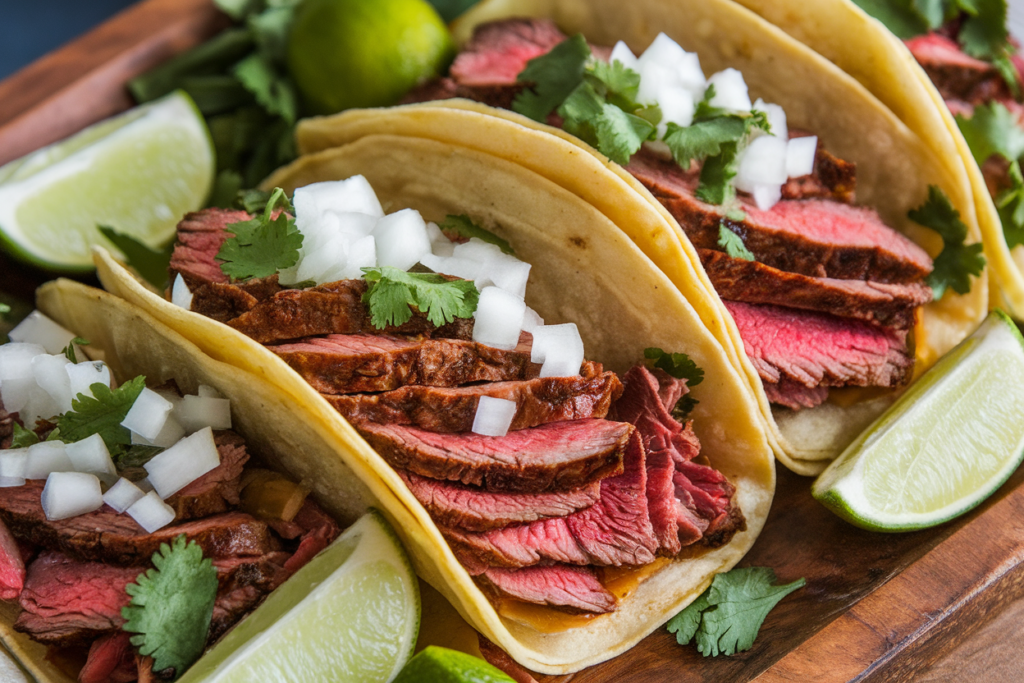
[{"xmin": 813, "ymin": 311, "xmax": 1024, "ymax": 532}]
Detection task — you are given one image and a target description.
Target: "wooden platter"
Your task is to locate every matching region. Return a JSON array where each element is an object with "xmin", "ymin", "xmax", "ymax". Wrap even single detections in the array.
[{"xmin": 3, "ymin": 2, "xmax": 1024, "ymax": 681}]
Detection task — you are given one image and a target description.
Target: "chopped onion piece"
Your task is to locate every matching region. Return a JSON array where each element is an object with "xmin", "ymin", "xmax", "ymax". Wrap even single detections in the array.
[
  {"xmin": 24, "ymin": 442, "xmax": 75, "ymax": 479},
  {"xmin": 787, "ymin": 136, "xmax": 818, "ymax": 178},
  {"xmin": 127, "ymin": 491, "xmax": 176, "ymax": 533},
  {"xmin": 521, "ymin": 306, "xmax": 545, "ymax": 334},
  {"xmin": 639, "ymin": 33, "xmax": 688, "ymax": 72},
  {"xmin": 753, "ymin": 98, "xmax": 788, "ymax": 140},
  {"xmin": 42, "ymin": 472, "xmax": 103, "ymax": 521},
  {"xmin": 531, "ymin": 323, "xmax": 585, "ymax": 378},
  {"xmin": 610, "ymin": 41, "xmax": 640, "ymax": 71},
  {"xmin": 171, "ymin": 275, "xmax": 193, "ymax": 310},
  {"xmin": 143, "ymin": 426, "xmax": 221, "ymax": 499},
  {"xmin": 103, "ymin": 477, "xmax": 146, "ymax": 513},
  {"xmin": 8, "ymin": 312, "xmax": 76, "ymax": 355},
  {"xmin": 752, "ymin": 184, "xmax": 783, "ymax": 211},
  {"xmin": 296, "ymin": 176, "xmax": 385, "ymax": 221},
  {"xmin": 0, "ymin": 343, "xmax": 46, "ymax": 382},
  {"xmin": 426, "ymin": 222, "xmax": 455, "ymax": 258},
  {"xmin": 656, "ymin": 87, "xmax": 696, "ymax": 137},
  {"xmin": 675, "ymin": 52, "xmax": 706, "ymax": 95},
  {"xmin": 175, "ymin": 395, "xmax": 232, "ymax": 432},
  {"xmin": 373, "ymin": 209, "xmax": 431, "ymax": 271},
  {"xmin": 0, "ymin": 377, "xmax": 36, "ymax": 413},
  {"xmin": 734, "ymin": 135, "xmax": 788, "ymax": 193},
  {"xmin": 452, "ymin": 238, "xmax": 504, "ymax": 263},
  {"xmin": 472, "ymin": 287, "xmax": 526, "ymax": 350},
  {"xmin": 67, "ymin": 361, "xmax": 111, "ymax": 401},
  {"xmin": 0, "ymin": 449, "xmax": 28, "ymax": 479},
  {"xmin": 132, "ymin": 415, "xmax": 185, "ymax": 448},
  {"xmin": 476, "ymin": 253, "xmax": 531, "ymax": 299},
  {"xmin": 422, "ymin": 254, "xmax": 481, "ymax": 281},
  {"xmin": 0, "ymin": 477, "xmax": 25, "ymax": 488},
  {"xmin": 121, "ymin": 387, "xmax": 174, "ymax": 441},
  {"xmin": 339, "ymin": 235, "xmax": 377, "ymax": 279},
  {"xmin": 471, "ymin": 396, "xmax": 518, "ymax": 437},
  {"xmin": 32, "ymin": 353, "xmax": 73, "ymax": 414},
  {"xmin": 197, "ymin": 384, "xmax": 224, "ymax": 399},
  {"xmin": 707, "ymin": 69, "xmax": 751, "ymax": 112},
  {"xmin": 19, "ymin": 386, "xmax": 61, "ymax": 428},
  {"xmin": 637, "ymin": 60, "xmax": 675, "ymax": 106},
  {"xmin": 65, "ymin": 433, "xmax": 117, "ymax": 483},
  {"xmin": 295, "ymin": 233, "xmax": 349, "ymax": 285}
]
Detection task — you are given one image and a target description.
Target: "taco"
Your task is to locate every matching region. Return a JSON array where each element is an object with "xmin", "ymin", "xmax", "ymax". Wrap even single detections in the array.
[
  {"xmin": 94, "ymin": 121, "xmax": 775, "ymax": 670},
  {"xmin": 291, "ymin": 0, "xmax": 989, "ymax": 475}
]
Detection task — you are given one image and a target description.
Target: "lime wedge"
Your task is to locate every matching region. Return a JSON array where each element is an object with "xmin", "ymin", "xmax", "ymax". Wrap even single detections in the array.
[
  {"xmin": 813, "ymin": 311, "xmax": 1024, "ymax": 531},
  {"xmin": 0, "ymin": 90, "xmax": 213, "ymax": 272},
  {"xmin": 178, "ymin": 510, "xmax": 420, "ymax": 683},
  {"xmin": 393, "ymin": 647, "xmax": 514, "ymax": 683}
]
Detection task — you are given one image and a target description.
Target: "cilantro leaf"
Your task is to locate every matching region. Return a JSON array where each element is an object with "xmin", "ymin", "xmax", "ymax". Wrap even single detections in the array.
[
  {"xmin": 98, "ymin": 226, "xmax": 175, "ymax": 291},
  {"xmin": 236, "ymin": 188, "xmax": 276, "ymax": 213},
  {"xmin": 11, "ymin": 423, "xmax": 40, "ymax": 449},
  {"xmin": 216, "ymin": 187, "xmax": 302, "ymax": 280},
  {"xmin": 513, "ymin": 34, "xmax": 591, "ymax": 121},
  {"xmin": 587, "ymin": 58, "xmax": 642, "ymax": 110},
  {"xmin": 959, "ymin": 0, "xmax": 1009, "ymax": 60},
  {"xmin": 233, "ymin": 53, "xmax": 298, "ymax": 124},
  {"xmin": 560, "ymin": 82, "xmax": 655, "ymax": 164},
  {"xmin": 362, "ymin": 267, "xmax": 480, "ymax": 328},
  {"xmin": 664, "ymin": 118, "xmax": 747, "ymax": 169},
  {"xmin": 718, "ymin": 223, "xmax": 755, "ymax": 261},
  {"xmin": 644, "ymin": 347, "xmax": 705, "ymax": 387},
  {"xmin": 998, "ymin": 160, "xmax": 1024, "ymax": 248},
  {"xmin": 62, "ymin": 337, "xmax": 90, "ymax": 364},
  {"xmin": 122, "ymin": 535, "xmax": 219, "ymax": 677},
  {"xmin": 439, "ymin": 215, "xmax": 514, "ymax": 254},
  {"xmin": 115, "ymin": 444, "xmax": 165, "ymax": 471},
  {"xmin": 908, "ymin": 185, "xmax": 986, "ymax": 298},
  {"xmin": 692, "ymin": 84, "xmax": 730, "ymax": 122},
  {"xmin": 992, "ymin": 51, "xmax": 1022, "ymax": 99},
  {"xmin": 669, "ymin": 567, "xmax": 805, "ymax": 657},
  {"xmin": 696, "ymin": 142, "xmax": 740, "ymax": 205},
  {"xmin": 955, "ymin": 101, "xmax": 1024, "ymax": 166},
  {"xmin": 55, "ymin": 376, "xmax": 146, "ymax": 456},
  {"xmin": 851, "ymin": 0, "xmax": 931, "ymax": 38}
]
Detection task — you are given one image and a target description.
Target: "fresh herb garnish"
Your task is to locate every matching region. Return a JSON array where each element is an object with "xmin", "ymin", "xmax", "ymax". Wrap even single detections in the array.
[
  {"xmin": 439, "ymin": 215, "xmax": 515, "ymax": 254},
  {"xmin": 513, "ymin": 34, "xmax": 592, "ymax": 122},
  {"xmin": 667, "ymin": 567, "xmax": 805, "ymax": 657},
  {"xmin": 55, "ymin": 376, "xmax": 146, "ymax": 458},
  {"xmin": 717, "ymin": 223, "xmax": 756, "ymax": 261},
  {"xmin": 122, "ymin": 535, "xmax": 219, "ymax": 677},
  {"xmin": 955, "ymin": 101, "xmax": 1024, "ymax": 167},
  {"xmin": 10, "ymin": 423, "xmax": 40, "ymax": 449},
  {"xmin": 362, "ymin": 266, "xmax": 480, "ymax": 329},
  {"xmin": 908, "ymin": 185, "xmax": 986, "ymax": 299},
  {"xmin": 99, "ymin": 226, "xmax": 175, "ymax": 291},
  {"xmin": 644, "ymin": 348, "xmax": 705, "ymax": 386},
  {"xmin": 216, "ymin": 187, "xmax": 302, "ymax": 280},
  {"xmin": 233, "ymin": 52, "xmax": 298, "ymax": 124},
  {"xmin": 997, "ymin": 160, "xmax": 1024, "ymax": 247},
  {"xmin": 62, "ymin": 337, "xmax": 90, "ymax": 364},
  {"xmin": 115, "ymin": 444, "xmax": 166, "ymax": 470},
  {"xmin": 236, "ymin": 187, "xmax": 277, "ymax": 213}
]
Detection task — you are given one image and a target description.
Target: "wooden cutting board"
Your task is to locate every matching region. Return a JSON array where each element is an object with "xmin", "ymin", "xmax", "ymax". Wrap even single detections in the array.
[{"xmin": 3, "ymin": 2, "xmax": 1024, "ymax": 681}]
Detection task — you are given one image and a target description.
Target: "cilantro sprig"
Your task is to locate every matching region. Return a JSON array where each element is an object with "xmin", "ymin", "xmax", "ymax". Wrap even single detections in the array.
[
  {"xmin": 11, "ymin": 423, "xmax": 40, "ymax": 449},
  {"xmin": 955, "ymin": 102, "xmax": 1024, "ymax": 167},
  {"xmin": 55, "ymin": 376, "xmax": 146, "ymax": 458},
  {"xmin": 717, "ymin": 223, "xmax": 755, "ymax": 261},
  {"xmin": 62, "ymin": 337, "xmax": 90, "ymax": 364},
  {"xmin": 644, "ymin": 347, "xmax": 705, "ymax": 419},
  {"xmin": 216, "ymin": 187, "xmax": 302, "ymax": 281},
  {"xmin": 908, "ymin": 185, "xmax": 986, "ymax": 299},
  {"xmin": 362, "ymin": 267, "xmax": 480, "ymax": 329},
  {"xmin": 122, "ymin": 535, "xmax": 219, "ymax": 677},
  {"xmin": 439, "ymin": 215, "xmax": 514, "ymax": 254},
  {"xmin": 667, "ymin": 567, "xmax": 805, "ymax": 657}
]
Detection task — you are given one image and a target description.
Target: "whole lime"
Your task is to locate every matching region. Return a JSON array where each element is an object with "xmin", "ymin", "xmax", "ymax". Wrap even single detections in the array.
[{"xmin": 288, "ymin": 0, "xmax": 455, "ymax": 114}]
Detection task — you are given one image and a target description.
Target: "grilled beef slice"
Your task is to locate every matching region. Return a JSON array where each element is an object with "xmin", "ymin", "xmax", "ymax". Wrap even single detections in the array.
[
  {"xmin": 479, "ymin": 564, "xmax": 617, "ymax": 614},
  {"xmin": 269, "ymin": 332, "xmax": 536, "ymax": 394},
  {"xmin": 398, "ymin": 470, "xmax": 601, "ymax": 531},
  {"xmin": 0, "ymin": 518, "xmax": 24, "ymax": 600},
  {"xmin": 79, "ymin": 631, "xmax": 136, "ymax": 683},
  {"xmin": 442, "ymin": 430, "xmax": 657, "ymax": 569},
  {"xmin": 164, "ymin": 430, "xmax": 249, "ymax": 519},
  {"xmin": 359, "ymin": 419, "xmax": 630, "ymax": 493},
  {"xmin": 698, "ymin": 249, "xmax": 932, "ymax": 328},
  {"xmin": 327, "ymin": 361, "xmax": 621, "ymax": 432},
  {"xmin": 763, "ymin": 378, "xmax": 831, "ymax": 411},
  {"xmin": 905, "ymin": 33, "xmax": 1014, "ymax": 104}
]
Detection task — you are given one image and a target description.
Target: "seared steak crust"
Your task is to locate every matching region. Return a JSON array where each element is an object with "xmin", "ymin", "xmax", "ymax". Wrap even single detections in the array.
[{"xmin": 479, "ymin": 565, "xmax": 618, "ymax": 614}]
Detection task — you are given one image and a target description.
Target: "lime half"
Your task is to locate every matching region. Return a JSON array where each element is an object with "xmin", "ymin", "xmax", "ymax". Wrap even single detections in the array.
[
  {"xmin": 179, "ymin": 510, "xmax": 420, "ymax": 683},
  {"xmin": 813, "ymin": 311, "xmax": 1024, "ymax": 531},
  {"xmin": 393, "ymin": 647, "xmax": 514, "ymax": 683},
  {"xmin": 0, "ymin": 90, "xmax": 213, "ymax": 272}
]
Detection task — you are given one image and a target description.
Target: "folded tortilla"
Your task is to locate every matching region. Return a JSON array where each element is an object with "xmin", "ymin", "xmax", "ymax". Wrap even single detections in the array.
[{"xmin": 294, "ymin": 0, "xmax": 988, "ymax": 475}]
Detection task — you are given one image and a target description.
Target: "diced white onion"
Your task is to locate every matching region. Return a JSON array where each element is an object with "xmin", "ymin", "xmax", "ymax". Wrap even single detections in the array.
[
  {"xmin": 787, "ymin": 136, "xmax": 818, "ymax": 178},
  {"xmin": 471, "ymin": 396, "xmax": 518, "ymax": 437},
  {"xmin": 8, "ymin": 312, "xmax": 76, "ymax": 355},
  {"xmin": 752, "ymin": 184, "xmax": 783, "ymax": 211},
  {"xmin": 637, "ymin": 60, "xmax": 675, "ymax": 106},
  {"xmin": 127, "ymin": 491, "xmax": 176, "ymax": 532},
  {"xmin": 675, "ymin": 52, "xmax": 706, "ymax": 95},
  {"xmin": 103, "ymin": 477, "xmax": 146, "ymax": 513},
  {"xmin": 610, "ymin": 41, "xmax": 640, "ymax": 71},
  {"xmin": 639, "ymin": 33, "xmax": 688, "ymax": 72},
  {"xmin": 521, "ymin": 307, "xmax": 545, "ymax": 334},
  {"xmin": 295, "ymin": 232, "xmax": 350, "ymax": 285},
  {"xmin": 753, "ymin": 99, "xmax": 788, "ymax": 140},
  {"xmin": 476, "ymin": 253, "xmax": 531, "ymax": 300},
  {"xmin": 706, "ymin": 69, "xmax": 751, "ymax": 112},
  {"xmin": 132, "ymin": 415, "xmax": 186, "ymax": 449},
  {"xmin": 121, "ymin": 387, "xmax": 174, "ymax": 441},
  {"xmin": 18, "ymin": 386, "xmax": 61, "ymax": 429},
  {"xmin": 735, "ymin": 135, "xmax": 788, "ymax": 192},
  {"xmin": 41, "ymin": 472, "xmax": 103, "ymax": 521},
  {"xmin": 67, "ymin": 361, "xmax": 111, "ymax": 401},
  {"xmin": 373, "ymin": 209, "xmax": 432, "ymax": 271},
  {"xmin": 452, "ymin": 238, "xmax": 504, "ymax": 263},
  {"xmin": 0, "ymin": 343, "xmax": 46, "ymax": 382},
  {"xmin": 0, "ymin": 477, "xmax": 25, "ymax": 488},
  {"xmin": 531, "ymin": 323, "xmax": 585, "ymax": 378},
  {"xmin": 32, "ymin": 353, "xmax": 73, "ymax": 415},
  {"xmin": 340, "ymin": 235, "xmax": 377, "ymax": 279},
  {"xmin": 197, "ymin": 384, "xmax": 224, "ymax": 399},
  {"xmin": 426, "ymin": 222, "xmax": 455, "ymax": 258},
  {"xmin": 656, "ymin": 87, "xmax": 696, "ymax": 137},
  {"xmin": 143, "ymin": 426, "xmax": 221, "ymax": 499},
  {"xmin": 0, "ymin": 377, "xmax": 36, "ymax": 413},
  {"xmin": 472, "ymin": 287, "xmax": 526, "ymax": 351},
  {"xmin": 65, "ymin": 433, "xmax": 117, "ymax": 483},
  {"xmin": 171, "ymin": 274, "xmax": 193, "ymax": 310},
  {"xmin": 0, "ymin": 449, "xmax": 29, "ymax": 479},
  {"xmin": 24, "ymin": 441, "xmax": 75, "ymax": 479},
  {"xmin": 295, "ymin": 176, "xmax": 385, "ymax": 222},
  {"xmin": 422, "ymin": 254, "xmax": 481, "ymax": 282},
  {"xmin": 175, "ymin": 395, "xmax": 232, "ymax": 432}
]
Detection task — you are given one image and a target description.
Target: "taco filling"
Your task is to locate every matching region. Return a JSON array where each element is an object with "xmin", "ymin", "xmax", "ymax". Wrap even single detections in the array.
[
  {"xmin": 0, "ymin": 324, "xmax": 340, "ymax": 681},
  {"xmin": 402, "ymin": 18, "xmax": 938, "ymax": 411},
  {"xmin": 163, "ymin": 175, "xmax": 745, "ymax": 618}
]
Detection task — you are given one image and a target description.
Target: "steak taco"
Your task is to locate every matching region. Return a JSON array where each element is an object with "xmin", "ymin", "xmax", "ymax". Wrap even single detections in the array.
[
  {"xmin": 94, "ymin": 126, "xmax": 775, "ymax": 672},
  {"xmin": 293, "ymin": 0, "xmax": 989, "ymax": 474}
]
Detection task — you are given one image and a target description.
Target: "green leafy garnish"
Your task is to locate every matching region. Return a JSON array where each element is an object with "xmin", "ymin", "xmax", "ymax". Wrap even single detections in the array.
[
  {"xmin": 62, "ymin": 337, "xmax": 90, "ymax": 364},
  {"xmin": 55, "ymin": 376, "xmax": 146, "ymax": 457},
  {"xmin": 908, "ymin": 185, "xmax": 986, "ymax": 299},
  {"xmin": 667, "ymin": 567, "xmax": 805, "ymax": 657},
  {"xmin": 695, "ymin": 144, "xmax": 741, "ymax": 205},
  {"xmin": 850, "ymin": 0, "xmax": 931, "ymax": 38},
  {"xmin": 99, "ymin": 226, "xmax": 175, "ymax": 291},
  {"xmin": 439, "ymin": 215, "xmax": 514, "ymax": 254},
  {"xmin": 216, "ymin": 187, "xmax": 302, "ymax": 280},
  {"xmin": 717, "ymin": 223, "xmax": 755, "ymax": 261},
  {"xmin": 122, "ymin": 535, "xmax": 219, "ymax": 677},
  {"xmin": 233, "ymin": 53, "xmax": 298, "ymax": 124},
  {"xmin": 959, "ymin": 0, "xmax": 1009, "ymax": 60},
  {"xmin": 11, "ymin": 423, "xmax": 40, "ymax": 449},
  {"xmin": 955, "ymin": 101, "xmax": 1024, "ymax": 167},
  {"xmin": 362, "ymin": 267, "xmax": 480, "ymax": 329},
  {"xmin": 560, "ymin": 80, "xmax": 656, "ymax": 164},
  {"xmin": 115, "ymin": 444, "xmax": 166, "ymax": 470},
  {"xmin": 644, "ymin": 348, "xmax": 705, "ymax": 387},
  {"xmin": 236, "ymin": 187, "xmax": 276, "ymax": 213},
  {"xmin": 997, "ymin": 160, "xmax": 1024, "ymax": 248},
  {"xmin": 513, "ymin": 34, "xmax": 591, "ymax": 122}
]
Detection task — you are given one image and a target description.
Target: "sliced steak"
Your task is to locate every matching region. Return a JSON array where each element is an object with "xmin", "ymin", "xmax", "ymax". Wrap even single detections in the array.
[
  {"xmin": 479, "ymin": 565, "xmax": 617, "ymax": 614},
  {"xmin": 725, "ymin": 301, "xmax": 915, "ymax": 390},
  {"xmin": 698, "ymin": 248, "xmax": 932, "ymax": 328},
  {"xmin": 763, "ymin": 378, "xmax": 830, "ymax": 410},
  {"xmin": 165, "ymin": 430, "xmax": 249, "ymax": 519},
  {"xmin": 326, "ymin": 361, "xmax": 621, "ymax": 432},
  {"xmin": 209, "ymin": 584, "xmax": 264, "ymax": 641},
  {"xmin": 398, "ymin": 470, "xmax": 601, "ymax": 531},
  {"xmin": 443, "ymin": 430, "xmax": 657, "ymax": 568},
  {"xmin": 79, "ymin": 631, "xmax": 136, "ymax": 683},
  {"xmin": 906, "ymin": 33, "xmax": 1012, "ymax": 103},
  {"xmin": 675, "ymin": 459, "xmax": 745, "ymax": 547},
  {"xmin": 281, "ymin": 499, "xmax": 341, "ymax": 575},
  {"xmin": 269, "ymin": 332, "xmax": 536, "ymax": 394},
  {"xmin": 170, "ymin": 208, "xmax": 250, "ymax": 285},
  {"xmin": 14, "ymin": 551, "xmax": 141, "ymax": 646},
  {"xmin": 360, "ymin": 418, "xmax": 629, "ymax": 493},
  {"xmin": 0, "ymin": 517, "xmax": 26, "ymax": 600},
  {"xmin": 450, "ymin": 18, "xmax": 568, "ymax": 87}
]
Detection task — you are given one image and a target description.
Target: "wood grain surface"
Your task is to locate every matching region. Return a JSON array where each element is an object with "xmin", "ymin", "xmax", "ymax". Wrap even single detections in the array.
[{"xmin": 2, "ymin": 2, "xmax": 1023, "ymax": 682}]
